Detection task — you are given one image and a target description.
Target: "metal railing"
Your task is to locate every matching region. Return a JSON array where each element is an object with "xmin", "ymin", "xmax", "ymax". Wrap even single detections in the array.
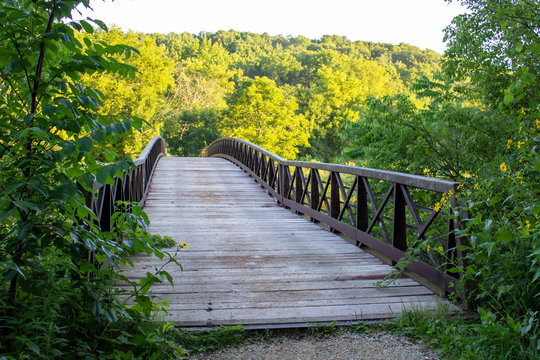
[
  {"xmin": 88, "ymin": 136, "xmax": 166, "ymax": 232},
  {"xmin": 206, "ymin": 137, "xmax": 465, "ymax": 297}
]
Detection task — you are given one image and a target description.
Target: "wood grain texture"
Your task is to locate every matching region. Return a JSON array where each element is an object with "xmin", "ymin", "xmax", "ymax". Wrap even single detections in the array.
[{"xmin": 120, "ymin": 157, "xmax": 446, "ymax": 327}]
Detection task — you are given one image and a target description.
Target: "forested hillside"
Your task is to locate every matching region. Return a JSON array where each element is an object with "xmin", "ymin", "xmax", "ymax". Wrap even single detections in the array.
[{"xmin": 86, "ymin": 29, "xmax": 440, "ymax": 161}]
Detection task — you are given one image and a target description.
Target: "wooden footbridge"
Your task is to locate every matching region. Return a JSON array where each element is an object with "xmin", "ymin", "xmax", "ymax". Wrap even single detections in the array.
[{"xmin": 91, "ymin": 137, "xmax": 463, "ymax": 328}]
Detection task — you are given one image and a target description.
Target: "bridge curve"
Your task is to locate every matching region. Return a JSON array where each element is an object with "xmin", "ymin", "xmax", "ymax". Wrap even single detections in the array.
[
  {"xmin": 206, "ymin": 138, "xmax": 464, "ymax": 297},
  {"xmin": 119, "ymin": 138, "xmax": 462, "ymax": 327}
]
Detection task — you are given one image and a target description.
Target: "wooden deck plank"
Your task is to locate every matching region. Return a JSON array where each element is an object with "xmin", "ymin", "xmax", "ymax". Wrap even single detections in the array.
[
  {"xmin": 162, "ymin": 301, "xmax": 440, "ymax": 326},
  {"xmin": 121, "ymin": 157, "xmax": 444, "ymax": 327},
  {"xmin": 117, "ymin": 278, "xmax": 424, "ymax": 293}
]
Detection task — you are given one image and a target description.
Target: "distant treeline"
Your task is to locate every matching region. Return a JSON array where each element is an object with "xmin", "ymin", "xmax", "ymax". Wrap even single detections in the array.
[{"xmin": 84, "ymin": 29, "xmax": 441, "ymax": 161}]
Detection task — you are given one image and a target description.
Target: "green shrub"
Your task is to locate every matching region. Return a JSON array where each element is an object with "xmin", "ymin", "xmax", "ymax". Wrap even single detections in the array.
[{"xmin": 0, "ymin": 1, "xmax": 185, "ymax": 358}]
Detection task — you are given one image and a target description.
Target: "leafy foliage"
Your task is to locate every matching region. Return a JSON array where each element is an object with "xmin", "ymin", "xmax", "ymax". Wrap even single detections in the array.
[
  {"xmin": 299, "ymin": 52, "xmax": 404, "ymax": 162},
  {"xmin": 5, "ymin": 1, "xmax": 535, "ymax": 358},
  {"xmin": 162, "ymin": 108, "xmax": 221, "ymax": 157},
  {"xmin": 149, "ymin": 30, "xmax": 441, "ymax": 160},
  {"xmin": 393, "ymin": 305, "xmax": 538, "ymax": 360},
  {"xmin": 220, "ymin": 76, "xmax": 309, "ymax": 158},
  {"xmin": 81, "ymin": 28, "xmax": 175, "ymax": 157},
  {"xmin": 0, "ymin": 1, "xmax": 183, "ymax": 358},
  {"xmin": 344, "ymin": 1, "xmax": 539, "ymax": 358}
]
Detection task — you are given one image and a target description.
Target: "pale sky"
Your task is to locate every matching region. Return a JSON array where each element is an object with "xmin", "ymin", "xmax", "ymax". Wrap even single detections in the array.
[{"xmin": 74, "ymin": 0, "xmax": 467, "ymax": 53}]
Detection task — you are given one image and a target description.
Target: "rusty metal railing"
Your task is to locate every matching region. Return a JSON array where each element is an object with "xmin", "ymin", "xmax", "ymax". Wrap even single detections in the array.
[
  {"xmin": 88, "ymin": 136, "xmax": 166, "ymax": 232},
  {"xmin": 206, "ymin": 137, "xmax": 465, "ymax": 297}
]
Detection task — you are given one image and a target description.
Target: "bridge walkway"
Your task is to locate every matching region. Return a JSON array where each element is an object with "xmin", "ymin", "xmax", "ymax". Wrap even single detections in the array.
[{"xmin": 123, "ymin": 157, "xmax": 441, "ymax": 327}]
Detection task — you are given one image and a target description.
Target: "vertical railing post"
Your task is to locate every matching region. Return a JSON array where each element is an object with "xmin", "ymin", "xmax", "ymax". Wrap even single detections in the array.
[
  {"xmin": 295, "ymin": 167, "xmax": 303, "ymax": 215},
  {"xmin": 445, "ymin": 213, "xmax": 457, "ymax": 297},
  {"xmin": 330, "ymin": 172, "xmax": 340, "ymax": 232},
  {"xmin": 100, "ymin": 185, "xmax": 112, "ymax": 232},
  {"xmin": 254, "ymin": 152, "xmax": 260, "ymax": 177},
  {"xmin": 446, "ymin": 185, "xmax": 466, "ymax": 299},
  {"xmin": 247, "ymin": 147, "xmax": 252, "ymax": 170},
  {"xmin": 310, "ymin": 169, "xmax": 319, "ymax": 223},
  {"xmin": 261, "ymin": 156, "xmax": 267, "ymax": 182},
  {"xmin": 250, "ymin": 148, "xmax": 255, "ymax": 172},
  {"xmin": 392, "ymin": 184, "xmax": 407, "ymax": 254},
  {"xmin": 279, "ymin": 164, "xmax": 289, "ymax": 205},
  {"xmin": 356, "ymin": 177, "xmax": 368, "ymax": 245},
  {"xmin": 269, "ymin": 161, "xmax": 275, "ymax": 191},
  {"xmin": 141, "ymin": 162, "xmax": 147, "ymax": 199},
  {"xmin": 330, "ymin": 172, "xmax": 340, "ymax": 219},
  {"xmin": 295, "ymin": 167, "xmax": 303, "ymax": 205},
  {"xmin": 137, "ymin": 165, "xmax": 144, "ymax": 202}
]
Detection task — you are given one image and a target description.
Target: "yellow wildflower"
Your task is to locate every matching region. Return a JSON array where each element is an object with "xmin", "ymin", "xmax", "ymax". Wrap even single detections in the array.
[
  {"xmin": 426, "ymin": 244, "xmax": 431, "ymax": 252},
  {"xmin": 434, "ymin": 202, "xmax": 441, "ymax": 212},
  {"xmin": 507, "ymin": 139, "xmax": 513, "ymax": 149},
  {"xmin": 436, "ymin": 246, "xmax": 444, "ymax": 253},
  {"xmin": 448, "ymin": 190, "xmax": 453, "ymax": 197},
  {"xmin": 517, "ymin": 141, "xmax": 524, "ymax": 149},
  {"xmin": 537, "ymin": 119, "xmax": 540, "ymax": 128},
  {"xmin": 500, "ymin": 162, "xmax": 508, "ymax": 172},
  {"xmin": 457, "ymin": 184, "xmax": 464, "ymax": 190},
  {"xmin": 525, "ymin": 220, "xmax": 531, "ymax": 229},
  {"xmin": 474, "ymin": 183, "xmax": 479, "ymax": 190}
]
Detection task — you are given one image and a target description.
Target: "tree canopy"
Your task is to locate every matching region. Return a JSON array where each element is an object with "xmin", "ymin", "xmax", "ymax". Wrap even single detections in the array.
[
  {"xmin": 220, "ymin": 76, "xmax": 309, "ymax": 158},
  {"xmin": 81, "ymin": 28, "xmax": 175, "ymax": 156},
  {"xmin": 152, "ymin": 30, "xmax": 440, "ymax": 159}
]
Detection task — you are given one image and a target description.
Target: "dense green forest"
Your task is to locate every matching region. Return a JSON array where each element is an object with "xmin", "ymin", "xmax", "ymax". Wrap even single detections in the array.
[
  {"xmin": 81, "ymin": 27, "xmax": 442, "ymax": 162},
  {"xmin": 0, "ymin": 0, "xmax": 538, "ymax": 359}
]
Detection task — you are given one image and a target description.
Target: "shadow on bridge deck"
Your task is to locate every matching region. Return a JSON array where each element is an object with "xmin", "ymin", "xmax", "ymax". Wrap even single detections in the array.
[{"xmin": 120, "ymin": 157, "xmax": 446, "ymax": 328}]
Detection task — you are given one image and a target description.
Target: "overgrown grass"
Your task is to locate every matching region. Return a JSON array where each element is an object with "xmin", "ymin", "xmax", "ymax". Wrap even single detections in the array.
[
  {"xmin": 176, "ymin": 326, "xmax": 247, "ymax": 354},
  {"xmin": 384, "ymin": 303, "xmax": 539, "ymax": 360},
  {"xmin": 175, "ymin": 304, "xmax": 538, "ymax": 360}
]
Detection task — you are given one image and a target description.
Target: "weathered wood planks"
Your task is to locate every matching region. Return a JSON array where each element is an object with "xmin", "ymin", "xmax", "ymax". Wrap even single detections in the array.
[{"xmin": 119, "ymin": 157, "xmax": 445, "ymax": 327}]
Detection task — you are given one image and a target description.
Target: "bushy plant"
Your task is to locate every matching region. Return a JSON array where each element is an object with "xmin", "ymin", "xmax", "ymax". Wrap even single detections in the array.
[
  {"xmin": 0, "ymin": 1, "xmax": 184, "ymax": 358},
  {"xmin": 345, "ymin": 1, "xmax": 539, "ymax": 357}
]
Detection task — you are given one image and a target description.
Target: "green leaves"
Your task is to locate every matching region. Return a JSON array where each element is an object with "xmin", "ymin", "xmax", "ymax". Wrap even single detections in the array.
[
  {"xmin": 0, "ymin": 1, "xmax": 184, "ymax": 357},
  {"xmin": 13, "ymin": 200, "xmax": 44, "ymax": 213},
  {"xmin": 95, "ymin": 161, "xmax": 131, "ymax": 185},
  {"xmin": 221, "ymin": 76, "xmax": 309, "ymax": 159},
  {"xmin": 77, "ymin": 136, "xmax": 93, "ymax": 152},
  {"xmin": 79, "ymin": 20, "xmax": 95, "ymax": 34},
  {"xmin": 1, "ymin": 261, "xmax": 26, "ymax": 280}
]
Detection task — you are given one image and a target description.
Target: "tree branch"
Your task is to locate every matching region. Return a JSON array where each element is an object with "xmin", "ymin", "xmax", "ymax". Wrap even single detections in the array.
[{"xmin": 31, "ymin": 3, "xmax": 56, "ymax": 114}]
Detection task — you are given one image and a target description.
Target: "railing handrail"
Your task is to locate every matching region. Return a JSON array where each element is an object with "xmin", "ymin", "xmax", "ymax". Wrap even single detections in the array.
[
  {"xmin": 208, "ymin": 137, "xmax": 287, "ymax": 162},
  {"xmin": 207, "ymin": 137, "xmax": 456, "ymax": 193},
  {"xmin": 205, "ymin": 137, "xmax": 465, "ymax": 299},
  {"xmin": 88, "ymin": 136, "xmax": 167, "ymax": 232},
  {"xmin": 133, "ymin": 135, "xmax": 167, "ymax": 166}
]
